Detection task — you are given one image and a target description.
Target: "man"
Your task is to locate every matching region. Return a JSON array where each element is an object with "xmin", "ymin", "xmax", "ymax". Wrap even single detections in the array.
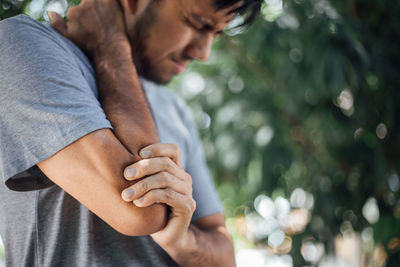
[{"xmin": 0, "ymin": 0, "xmax": 261, "ymax": 266}]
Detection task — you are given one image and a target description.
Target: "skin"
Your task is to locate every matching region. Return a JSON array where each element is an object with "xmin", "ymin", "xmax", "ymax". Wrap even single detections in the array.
[
  {"xmin": 46, "ymin": 0, "xmax": 168, "ymax": 236},
  {"xmin": 47, "ymin": 0, "xmax": 243, "ymax": 265},
  {"xmin": 122, "ymin": 144, "xmax": 236, "ymax": 266},
  {"xmin": 124, "ymin": 0, "xmax": 240, "ymax": 84}
]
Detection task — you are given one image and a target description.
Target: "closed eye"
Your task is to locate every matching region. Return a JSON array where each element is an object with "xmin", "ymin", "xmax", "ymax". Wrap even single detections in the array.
[{"xmin": 183, "ymin": 16, "xmax": 224, "ymax": 37}]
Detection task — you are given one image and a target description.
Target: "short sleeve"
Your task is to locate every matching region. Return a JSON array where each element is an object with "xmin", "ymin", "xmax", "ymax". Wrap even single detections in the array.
[
  {"xmin": 176, "ymin": 100, "xmax": 224, "ymax": 221},
  {"xmin": 0, "ymin": 16, "xmax": 112, "ymax": 191}
]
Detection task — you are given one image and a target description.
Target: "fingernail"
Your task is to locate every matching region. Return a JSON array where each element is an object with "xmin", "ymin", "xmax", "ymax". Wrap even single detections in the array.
[
  {"xmin": 122, "ymin": 188, "xmax": 135, "ymax": 200},
  {"xmin": 140, "ymin": 150, "xmax": 152, "ymax": 159},
  {"xmin": 134, "ymin": 197, "xmax": 145, "ymax": 205},
  {"xmin": 124, "ymin": 168, "xmax": 137, "ymax": 179}
]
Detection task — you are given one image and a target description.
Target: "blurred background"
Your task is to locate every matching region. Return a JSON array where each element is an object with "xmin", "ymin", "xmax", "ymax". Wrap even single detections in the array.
[{"xmin": 1, "ymin": 0, "xmax": 399, "ymax": 266}]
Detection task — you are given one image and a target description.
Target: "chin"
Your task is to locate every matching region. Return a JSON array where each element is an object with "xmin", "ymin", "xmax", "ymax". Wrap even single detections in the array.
[
  {"xmin": 135, "ymin": 57, "xmax": 177, "ymax": 85},
  {"xmin": 141, "ymin": 70, "xmax": 175, "ymax": 85}
]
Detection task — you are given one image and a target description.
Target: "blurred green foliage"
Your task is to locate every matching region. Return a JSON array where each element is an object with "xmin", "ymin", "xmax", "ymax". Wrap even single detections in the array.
[
  {"xmin": 1, "ymin": 0, "xmax": 399, "ymax": 265},
  {"xmin": 185, "ymin": 0, "xmax": 400, "ymax": 264},
  {"xmin": 0, "ymin": 0, "xmax": 27, "ymax": 19}
]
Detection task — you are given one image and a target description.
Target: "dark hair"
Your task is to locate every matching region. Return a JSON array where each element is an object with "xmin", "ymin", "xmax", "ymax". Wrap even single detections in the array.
[{"xmin": 213, "ymin": 0, "xmax": 263, "ymax": 27}]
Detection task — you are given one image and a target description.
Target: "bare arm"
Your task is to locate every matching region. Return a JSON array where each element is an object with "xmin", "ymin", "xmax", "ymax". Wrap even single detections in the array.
[
  {"xmin": 37, "ymin": 39, "xmax": 169, "ymax": 234},
  {"xmin": 155, "ymin": 213, "xmax": 236, "ymax": 267},
  {"xmin": 50, "ymin": 0, "xmax": 158, "ymax": 159},
  {"xmin": 178, "ymin": 214, "xmax": 236, "ymax": 267},
  {"xmin": 39, "ymin": 1, "xmax": 168, "ymax": 235},
  {"xmin": 93, "ymin": 35, "xmax": 158, "ymax": 160},
  {"xmin": 38, "ymin": 129, "xmax": 166, "ymax": 236}
]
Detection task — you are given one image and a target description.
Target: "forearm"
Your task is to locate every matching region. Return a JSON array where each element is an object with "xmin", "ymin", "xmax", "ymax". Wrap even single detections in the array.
[
  {"xmin": 91, "ymin": 37, "xmax": 167, "ymax": 229},
  {"xmin": 167, "ymin": 224, "xmax": 236, "ymax": 267},
  {"xmin": 93, "ymin": 37, "xmax": 158, "ymax": 159},
  {"xmin": 38, "ymin": 129, "xmax": 167, "ymax": 236},
  {"xmin": 48, "ymin": 1, "xmax": 166, "ymax": 234}
]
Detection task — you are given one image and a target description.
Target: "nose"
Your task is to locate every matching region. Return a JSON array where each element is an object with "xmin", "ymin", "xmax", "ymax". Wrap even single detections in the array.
[{"xmin": 185, "ymin": 33, "xmax": 214, "ymax": 62}]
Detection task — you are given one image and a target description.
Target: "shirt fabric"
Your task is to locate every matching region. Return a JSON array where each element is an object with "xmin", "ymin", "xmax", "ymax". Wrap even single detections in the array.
[{"xmin": 0, "ymin": 15, "xmax": 223, "ymax": 267}]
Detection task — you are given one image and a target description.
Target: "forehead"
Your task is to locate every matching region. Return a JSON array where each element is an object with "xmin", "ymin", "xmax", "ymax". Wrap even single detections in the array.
[{"xmin": 176, "ymin": 0, "xmax": 238, "ymax": 26}]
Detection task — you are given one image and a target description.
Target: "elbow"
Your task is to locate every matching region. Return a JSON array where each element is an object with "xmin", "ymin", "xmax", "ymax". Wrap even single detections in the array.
[{"xmin": 115, "ymin": 203, "xmax": 168, "ymax": 236}]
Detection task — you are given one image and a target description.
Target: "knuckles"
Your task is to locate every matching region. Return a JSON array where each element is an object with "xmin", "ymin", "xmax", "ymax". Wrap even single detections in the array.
[
  {"xmin": 186, "ymin": 183, "xmax": 193, "ymax": 195},
  {"xmin": 159, "ymin": 171, "xmax": 170, "ymax": 182},
  {"xmin": 143, "ymin": 189, "xmax": 157, "ymax": 204},
  {"xmin": 190, "ymin": 199, "xmax": 197, "ymax": 213},
  {"xmin": 138, "ymin": 182, "xmax": 148, "ymax": 195},
  {"xmin": 160, "ymin": 157, "xmax": 174, "ymax": 172},
  {"xmin": 184, "ymin": 173, "xmax": 193, "ymax": 185},
  {"xmin": 163, "ymin": 188, "xmax": 174, "ymax": 202},
  {"xmin": 183, "ymin": 198, "xmax": 197, "ymax": 214},
  {"xmin": 171, "ymin": 143, "xmax": 180, "ymax": 157}
]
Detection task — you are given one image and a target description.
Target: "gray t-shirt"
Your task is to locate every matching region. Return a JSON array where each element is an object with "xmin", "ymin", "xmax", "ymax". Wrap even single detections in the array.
[{"xmin": 0, "ymin": 15, "xmax": 223, "ymax": 266}]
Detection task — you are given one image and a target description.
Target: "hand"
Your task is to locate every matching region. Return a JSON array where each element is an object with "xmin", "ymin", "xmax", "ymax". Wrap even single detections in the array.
[
  {"xmin": 48, "ymin": 0, "xmax": 128, "ymax": 60},
  {"xmin": 121, "ymin": 143, "xmax": 196, "ymax": 249}
]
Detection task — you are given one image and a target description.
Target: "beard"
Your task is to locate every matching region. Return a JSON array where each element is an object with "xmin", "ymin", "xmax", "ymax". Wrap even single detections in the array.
[{"xmin": 131, "ymin": 0, "xmax": 168, "ymax": 85}]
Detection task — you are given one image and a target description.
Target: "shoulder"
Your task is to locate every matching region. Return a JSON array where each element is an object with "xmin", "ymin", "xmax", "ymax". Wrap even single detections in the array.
[
  {"xmin": 0, "ymin": 15, "xmax": 96, "ymax": 96},
  {"xmin": 0, "ymin": 15, "xmax": 90, "ymax": 73},
  {"xmin": 1, "ymin": 14, "xmax": 50, "ymax": 34},
  {"xmin": 1, "ymin": 15, "xmax": 64, "ymax": 52}
]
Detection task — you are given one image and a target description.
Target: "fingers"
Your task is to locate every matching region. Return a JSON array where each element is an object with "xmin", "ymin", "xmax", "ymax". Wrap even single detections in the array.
[
  {"xmin": 124, "ymin": 156, "xmax": 191, "ymax": 185},
  {"xmin": 48, "ymin": 11, "xmax": 67, "ymax": 37},
  {"xmin": 124, "ymin": 157, "xmax": 172, "ymax": 180},
  {"xmin": 132, "ymin": 188, "xmax": 196, "ymax": 214},
  {"xmin": 122, "ymin": 143, "xmax": 195, "ymax": 221},
  {"xmin": 121, "ymin": 171, "xmax": 192, "ymax": 202},
  {"xmin": 139, "ymin": 143, "xmax": 181, "ymax": 167}
]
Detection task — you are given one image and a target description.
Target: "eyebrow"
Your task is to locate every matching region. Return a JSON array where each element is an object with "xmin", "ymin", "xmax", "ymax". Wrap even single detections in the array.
[{"xmin": 191, "ymin": 14, "xmax": 224, "ymax": 35}]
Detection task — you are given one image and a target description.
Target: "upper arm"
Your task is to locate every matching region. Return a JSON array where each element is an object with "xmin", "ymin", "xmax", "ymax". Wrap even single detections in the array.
[
  {"xmin": 0, "ymin": 16, "xmax": 110, "ymax": 189},
  {"xmin": 37, "ymin": 128, "xmax": 167, "ymax": 236}
]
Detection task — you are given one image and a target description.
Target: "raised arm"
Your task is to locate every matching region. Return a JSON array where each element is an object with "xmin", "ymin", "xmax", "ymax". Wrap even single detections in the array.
[
  {"xmin": 36, "ymin": 1, "xmax": 167, "ymax": 235},
  {"xmin": 37, "ymin": 40, "xmax": 168, "ymax": 235},
  {"xmin": 49, "ymin": 0, "xmax": 158, "ymax": 159}
]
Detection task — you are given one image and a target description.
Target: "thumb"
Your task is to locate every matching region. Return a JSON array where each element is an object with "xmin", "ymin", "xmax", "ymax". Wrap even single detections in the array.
[{"xmin": 48, "ymin": 11, "xmax": 68, "ymax": 37}]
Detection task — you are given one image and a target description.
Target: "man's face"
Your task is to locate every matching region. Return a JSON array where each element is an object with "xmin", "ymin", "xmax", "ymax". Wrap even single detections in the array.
[{"xmin": 128, "ymin": 0, "xmax": 239, "ymax": 84}]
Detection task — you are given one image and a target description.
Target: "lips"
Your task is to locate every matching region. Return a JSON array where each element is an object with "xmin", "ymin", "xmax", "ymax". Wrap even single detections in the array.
[{"xmin": 171, "ymin": 59, "xmax": 187, "ymax": 74}]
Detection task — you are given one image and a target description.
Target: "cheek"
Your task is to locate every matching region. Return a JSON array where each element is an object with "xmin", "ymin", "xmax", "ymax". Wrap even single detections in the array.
[{"xmin": 148, "ymin": 22, "xmax": 194, "ymax": 58}]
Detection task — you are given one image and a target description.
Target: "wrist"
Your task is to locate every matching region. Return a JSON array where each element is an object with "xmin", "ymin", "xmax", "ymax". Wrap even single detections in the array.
[{"xmin": 163, "ymin": 226, "xmax": 198, "ymax": 262}]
